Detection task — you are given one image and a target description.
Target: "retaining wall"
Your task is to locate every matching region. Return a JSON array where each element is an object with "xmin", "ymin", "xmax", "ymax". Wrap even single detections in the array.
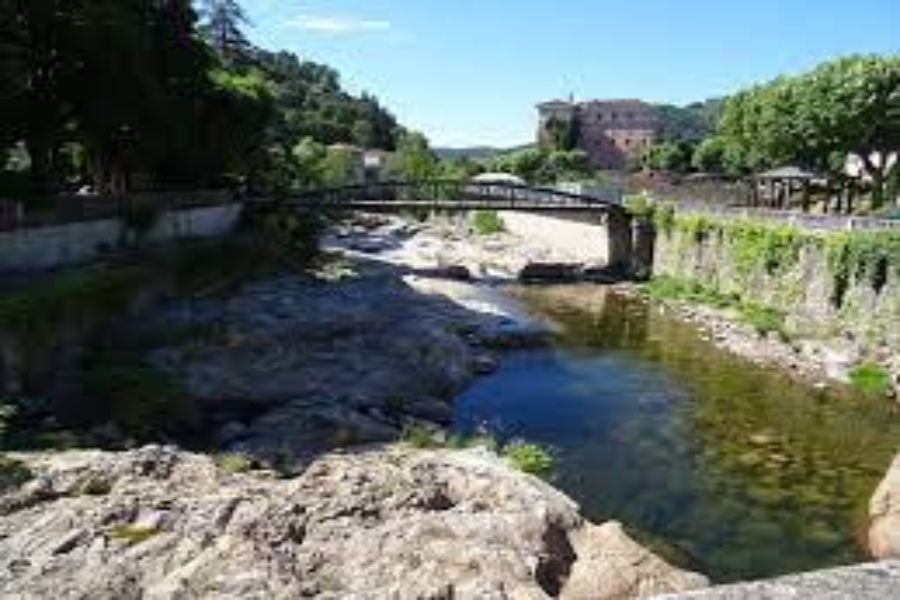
[
  {"xmin": 653, "ymin": 223, "xmax": 900, "ymax": 348},
  {"xmin": 0, "ymin": 203, "xmax": 243, "ymax": 273}
]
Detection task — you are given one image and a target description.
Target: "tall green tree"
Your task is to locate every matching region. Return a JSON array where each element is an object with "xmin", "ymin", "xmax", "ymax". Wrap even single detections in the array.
[
  {"xmin": 714, "ymin": 55, "xmax": 900, "ymax": 206},
  {"xmin": 198, "ymin": 0, "xmax": 250, "ymax": 64},
  {"xmin": 390, "ymin": 133, "xmax": 439, "ymax": 180}
]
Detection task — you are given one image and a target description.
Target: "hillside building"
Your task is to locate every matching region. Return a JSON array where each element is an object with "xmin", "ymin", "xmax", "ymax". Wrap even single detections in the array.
[{"xmin": 537, "ymin": 99, "xmax": 659, "ymax": 170}]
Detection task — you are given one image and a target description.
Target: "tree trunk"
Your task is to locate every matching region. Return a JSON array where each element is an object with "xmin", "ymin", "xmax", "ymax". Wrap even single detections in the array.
[
  {"xmin": 862, "ymin": 153, "xmax": 887, "ymax": 211},
  {"xmin": 25, "ymin": 134, "xmax": 55, "ymax": 195}
]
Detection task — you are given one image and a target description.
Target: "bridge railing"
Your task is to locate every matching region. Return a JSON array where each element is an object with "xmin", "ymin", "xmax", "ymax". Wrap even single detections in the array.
[{"xmin": 290, "ymin": 179, "xmax": 619, "ymax": 211}]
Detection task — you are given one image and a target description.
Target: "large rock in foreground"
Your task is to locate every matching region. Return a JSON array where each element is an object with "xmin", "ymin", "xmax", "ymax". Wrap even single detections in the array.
[
  {"xmin": 869, "ymin": 454, "xmax": 900, "ymax": 559},
  {"xmin": 0, "ymin": 446, "xmax": 707, "ymax": 599}
]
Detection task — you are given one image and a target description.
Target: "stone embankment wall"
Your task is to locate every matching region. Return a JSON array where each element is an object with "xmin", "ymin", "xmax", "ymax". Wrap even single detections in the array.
[
  {"xmin": 652, "ymin": 214, "xmax": 900, "ymax": 349},
  {"xmin": 0, "ymin": 203, "xmax": 242, "ymax": 273}
]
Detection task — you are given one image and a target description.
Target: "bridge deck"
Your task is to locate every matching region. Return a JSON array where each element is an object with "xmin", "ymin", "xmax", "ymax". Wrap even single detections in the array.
[{"xmin": 284, "ymin": 179, "xmax": 623, "ymax": 213}]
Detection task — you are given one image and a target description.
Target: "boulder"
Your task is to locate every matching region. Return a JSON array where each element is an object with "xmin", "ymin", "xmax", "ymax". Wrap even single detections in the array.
[
  {"xmin": 870, "ymin": 454, "xmax": 900, "ymax": 559},
  {"xmin": 519, "ymin": 263, "xmax": 583, "ymax": 283},
  {"xmin": 0, "ymin": 445, "xmax": 708, "ymax": 599}
]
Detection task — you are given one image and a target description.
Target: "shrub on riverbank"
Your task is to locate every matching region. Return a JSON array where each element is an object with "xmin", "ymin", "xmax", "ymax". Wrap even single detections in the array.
[
  {"xmin": 400, "ymin": 427, "xmax": 552, "ymax": 477},
  {"xmin": 503, "ymin": 442, "xmax": 555, "ymax": 478},
  {"xmin": 645, "ymin": 276, "xmax": 787, "ymax": 338},
  {"xmin": 472, "ymin": 210, "xmax": 504, "ymax": 235},
  {"xmin": 82, "ymin": 361, "xmax": 197, "ymax": 440},
  {"xmin": 849, "ymin": 363, "xmax": 893, "ymax": 397}
]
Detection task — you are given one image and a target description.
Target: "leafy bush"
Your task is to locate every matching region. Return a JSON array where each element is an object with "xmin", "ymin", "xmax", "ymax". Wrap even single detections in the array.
[
  {"xmin": 0, "ymin": 267, "xmax": 149, "ymax": 388},
  {"xmin": 646, "ymin": 276, "xmax": 738, "ymax": 309},
  {"xmin": 740, "ymin": 303, "xmax": 787, "ymax": 338},
  {"xmin": 502, "ymin": 442, "xmax": 554, "ymax": 478},
  {"xmin": 0, "ymin": 402, "xmax": 16, "ymax": 443},
  {"xmin": 623, "ymin": 192, "xmax": 655, "ymax": 218},
  {"xmin": 849, "ymin": 363, "xmax": 893, "ymax": 397},
  {"xmin": 472, "ymin": 210, "xmax": 504, "ymax": 235},
  {"xmin": 0, "ymin": 454, "xmax": 32, "ymax": 492},
  {"xmin": 401, "ymin": 425, "xmax": 439, "ymax": 449},
  {"xmin": 83, "ymin": 362, "xmax": 196, "ymax": 439},
  {"xmin": 216, "ymin": 453, "xmax": 255, "ymax": 474}
]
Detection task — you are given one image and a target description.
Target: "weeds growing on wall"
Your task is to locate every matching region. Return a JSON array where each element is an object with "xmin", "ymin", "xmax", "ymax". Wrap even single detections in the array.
[
  {"xmin": 826, "ymin": 232, "xmax": 900, "ymax": 307},
  {"xmin": 0, "ymin": 266, "xmax": 152, "ymax": 387},
  {"xmin": 663, "ymin": 213, "xmax": 898, "ymax": 309}
]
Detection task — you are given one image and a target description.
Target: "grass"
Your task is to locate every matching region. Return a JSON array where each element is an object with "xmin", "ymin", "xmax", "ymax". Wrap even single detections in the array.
[
  {"xmin": 646, "ymin": 276, "xmax": 788, "ymax": 339},
  {"xmin": 400, "ymin": 425, "xmax": 441, "ymax": 449},
  {"xmin": 400, "ymin": 427, "xmax": 553, "ymax": 478},
  {"xmin": 849, "ymin": 363, "xmax": 893, "ymax": 397},
  {"xmin": 502, "ymin": 442, "xmax": 555, "ymax": 479},
  {"xmin": 472, "ymin": 210, "xmax": 505, "ymax": 235},
  {"xmin": 215, "ymin": 453, "xmax": 256, "ymax": 474},
  {"xmin": 109, "ymin": 526, "xmax": 160, "ymax": 546}
]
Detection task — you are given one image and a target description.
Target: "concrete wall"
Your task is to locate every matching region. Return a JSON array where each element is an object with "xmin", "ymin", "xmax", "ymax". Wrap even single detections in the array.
[
  {"xmin": 653, "ymin": 227, "xmax": 900, "ymax": 348},
  {"xmin": 0, "ymin": 203, "xmax": 243, "ymax": 273}
]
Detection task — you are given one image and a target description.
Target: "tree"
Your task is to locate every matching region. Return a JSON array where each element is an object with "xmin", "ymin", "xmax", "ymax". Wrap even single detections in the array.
[
  {"xmin": 643, "ymin": 142, "xmax": 693, "ymax": 173},
  {"xmin": 714, "ymin": 55, "xmax": 900, "ymax": 207},
  {"xmin": 543, "ymin": 117, "xmax": 578, "ymax": 151},
  {"xmin": 390, "ymin": 133, "xmax": 438, "ymax": 180},
  {"xmin": 198, "ymin": 0, "xmax": 250, "ymax": 64},
  {"xmin": 320, "ymin": 146, "xmax": 360, "ymax": 186},
  {"xmin": 692, "ymin": 138, "xmax": 728, "ymax": 173}
]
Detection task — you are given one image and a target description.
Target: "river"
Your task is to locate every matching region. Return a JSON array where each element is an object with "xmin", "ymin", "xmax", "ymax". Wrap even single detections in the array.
[{"xmin": 452, "ymin": 284, "xmax": 900, "ymax": 583}]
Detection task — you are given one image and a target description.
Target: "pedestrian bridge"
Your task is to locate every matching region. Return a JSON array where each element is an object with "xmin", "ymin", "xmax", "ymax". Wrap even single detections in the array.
[{"xmin": 284, "ymin": 179, "xmax": 624, "ymax": 214}]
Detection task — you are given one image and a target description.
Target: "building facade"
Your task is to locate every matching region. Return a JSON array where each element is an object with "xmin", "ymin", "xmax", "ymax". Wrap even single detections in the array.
[{"xmin": 537, "ymin": 99, "xmax": 659, "ymax": 170}]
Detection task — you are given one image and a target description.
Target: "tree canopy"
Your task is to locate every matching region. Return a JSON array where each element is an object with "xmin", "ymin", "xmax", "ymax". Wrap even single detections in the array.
[
  {"xmin": 0, "ymin": 0, "xmax": 404, "ymax": 197},
  {"xmin": 712, "ymin": 55, "xmax": 900, "ymax": 205}
]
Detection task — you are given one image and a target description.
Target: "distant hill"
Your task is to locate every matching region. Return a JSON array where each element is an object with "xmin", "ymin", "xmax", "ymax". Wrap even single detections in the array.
[{"xmin": 435, "ymin": 144, "xmax": 534, "ymax": 161}]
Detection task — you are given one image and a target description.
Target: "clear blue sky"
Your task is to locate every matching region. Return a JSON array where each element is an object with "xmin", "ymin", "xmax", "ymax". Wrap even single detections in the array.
[{"xmin": 243, "ymin": 0, "xmax": 900, "ymax": 147}]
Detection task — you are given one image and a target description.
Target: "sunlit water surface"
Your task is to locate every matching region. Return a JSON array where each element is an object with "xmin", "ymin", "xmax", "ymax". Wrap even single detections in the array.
[{"xmin": 453, "ymin": 285, "xmax": 900, "ymax": 582}]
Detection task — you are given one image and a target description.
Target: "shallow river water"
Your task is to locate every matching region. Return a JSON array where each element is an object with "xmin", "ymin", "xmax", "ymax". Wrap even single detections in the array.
[{"xmin": 452, "ymin": 285, "xmax": 900, "ymax": 583}]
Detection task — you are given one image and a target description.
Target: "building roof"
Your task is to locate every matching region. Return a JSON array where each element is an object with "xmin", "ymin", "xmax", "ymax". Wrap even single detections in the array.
[
  {"xmin": 537, "ymin": 100, "xmax": 575, "ymax": 110},
  {"xmin": 754, "ymin": 166, "xmax": 819, "ymax": 180},
  {"xmin": 472, "ymin": 172, "xmax": 525, "ymax": 185}
]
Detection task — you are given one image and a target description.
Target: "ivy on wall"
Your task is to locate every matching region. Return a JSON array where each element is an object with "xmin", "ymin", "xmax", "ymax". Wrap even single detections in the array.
[{"xmin": 660, "ymin": 212, "xmax": 899, "ymax": 303}]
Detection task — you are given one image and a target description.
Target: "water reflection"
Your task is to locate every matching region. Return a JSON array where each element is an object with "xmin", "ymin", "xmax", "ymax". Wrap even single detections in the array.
[{"xmin": 453, "ymin": 285, "xmax": 900, "ymax": 582}]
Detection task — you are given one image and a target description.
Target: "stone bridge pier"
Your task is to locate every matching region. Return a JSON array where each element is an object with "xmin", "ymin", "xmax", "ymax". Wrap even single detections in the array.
[{"xmin": 499, "ymin": 210, "xmax": 654, "ymax": 280}]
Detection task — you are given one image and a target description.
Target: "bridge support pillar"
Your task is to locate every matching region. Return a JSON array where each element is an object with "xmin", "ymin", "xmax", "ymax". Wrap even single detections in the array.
[
  {"xmin": 630, "ymin": 218, "xmax": 656, "ymax": 281},
  {"xmin": 604, "ymin": 211, "xmax": 633, "ymax": 277}
]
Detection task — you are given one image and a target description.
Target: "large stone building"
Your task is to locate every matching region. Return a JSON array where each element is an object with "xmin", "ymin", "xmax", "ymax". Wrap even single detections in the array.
[{"xmin": 537, "ymin": 99, "xmax": 659, "ymax": 170}]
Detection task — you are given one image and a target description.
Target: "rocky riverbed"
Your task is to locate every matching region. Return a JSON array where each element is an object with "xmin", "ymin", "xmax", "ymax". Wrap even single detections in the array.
[
  {"xmin": 144, "ymin": 256, "xmax": 547, "ymax": 469},
  {"xmin": 0, "ymin": 445, "xmax": 708, "ymax": 599},
  {"xmin": 1, "ymin": 212, "xmax": 898, "ymax": 598}
]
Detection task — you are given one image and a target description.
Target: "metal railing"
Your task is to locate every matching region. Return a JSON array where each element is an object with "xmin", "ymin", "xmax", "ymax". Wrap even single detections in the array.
[
  {"xmin": 672, "ymin": 200, "xmax": 900, "ymax": 233},
  {"xmin": 287, "ymin": 179, "xmax": 623, "ymax": 212}
]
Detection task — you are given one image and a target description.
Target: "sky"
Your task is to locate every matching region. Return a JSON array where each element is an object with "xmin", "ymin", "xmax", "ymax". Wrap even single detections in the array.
[{"xmin": 242, "ymin": 0, "xmax": 900, "ymax": 148}]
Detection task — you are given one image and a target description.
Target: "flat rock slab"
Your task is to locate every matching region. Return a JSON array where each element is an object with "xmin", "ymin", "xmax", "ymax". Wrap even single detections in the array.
[{"xmin": 656, "ymin": 561, "xmax": 900, "ymax": 600}]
